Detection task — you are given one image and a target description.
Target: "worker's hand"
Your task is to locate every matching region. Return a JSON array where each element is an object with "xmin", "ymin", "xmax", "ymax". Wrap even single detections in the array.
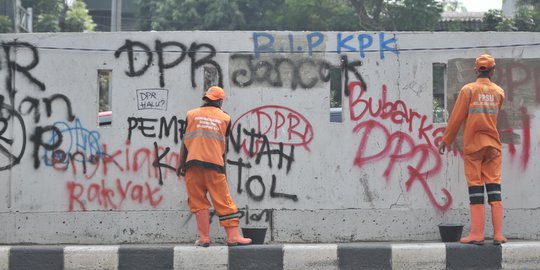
[
  {"xmin": 177, "ymin": 166, "xmax": 185, "ymax": 177},
  {"xmin": 438, "ymin": 141, "xmax": 447, "ymax": 155}
]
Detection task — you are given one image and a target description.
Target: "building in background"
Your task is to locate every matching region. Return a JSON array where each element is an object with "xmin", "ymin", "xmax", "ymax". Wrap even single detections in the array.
[
  {"xmin": 502, "ymin": 0, "xmax": 517, "ymax": 17},
  {"xmin": 83, "ymin": 0, "xmax": 135, "ymax": 31},
  {"xmin": 438, "ymin": 11, "xmax": 484, "ymax": 31},
  {"xmin": 0, "ymin": 0, "xmax": 32, "ymax": 32}
]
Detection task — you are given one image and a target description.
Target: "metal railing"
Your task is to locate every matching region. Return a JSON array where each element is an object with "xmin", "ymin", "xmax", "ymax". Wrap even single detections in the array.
[{"xmin": 16, "ymin": 5, "xmax": 32, "ymax": 32}]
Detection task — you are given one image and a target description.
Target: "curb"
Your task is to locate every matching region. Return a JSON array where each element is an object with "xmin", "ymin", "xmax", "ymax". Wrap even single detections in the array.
[{"xmin": 0, "ymin": 242, "xmax": 539, "ymax": 270}]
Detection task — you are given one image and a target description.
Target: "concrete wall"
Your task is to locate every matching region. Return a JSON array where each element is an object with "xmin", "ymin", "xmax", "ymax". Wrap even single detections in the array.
[{"xmin": 0, "ymin": 31, "xmax": 539, "ymax": 244}]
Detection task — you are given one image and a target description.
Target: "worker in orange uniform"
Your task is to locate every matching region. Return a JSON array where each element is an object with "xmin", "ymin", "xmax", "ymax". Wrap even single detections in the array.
[
  {"xmin": 438, "ymin": 54, "xmax": 507, "ymax": 245},
  {"xmin": 178, "ymin": 86, "xmax": 251, "ymax": 247}
]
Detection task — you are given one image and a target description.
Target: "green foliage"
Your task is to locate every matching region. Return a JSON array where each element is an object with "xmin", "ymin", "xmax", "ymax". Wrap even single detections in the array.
[
  {"xmin": 347, "ymin": 0, "xmax": 385, "ymax": 30},
  {"xmin": 134, "ymin": 0, "xmax": 158, "ymax": 31},
  {"xmin": 346, "ymin": 0, "xmax": 443, "ymax": 31},
  {"xmin": 482, "ymin": 9, "xmax": 504, "ymax": 31},
  {"xmin": 132, "ymin": 0, "xmax": 539, "ymax": 32},
  {"xmin": 64, "ymin": 0, "xmax": 96, "ymax": 32},
  {"xmin": 516, "ymin": 0, "xmax": 540, "ymax": 31},
  {"xmin": 433, "ymin": 97, "xmax": 445, "ymax": 123},
  {"xmin": 134, "ymin": 0, "xmax": 446, "ymax": 31},
  {"xmin": 235, "ymin": 0, "xmax": 285, "ymax": 30},
  {"xmin": 446, "ymin": 20, "xmax": 463, "ymax": 31},
  {"xmin": 0, "ymin": 15, "xmax": 13, "ymax": 33},
  {"xmin": 383, "ymin": 0, "xmax": 443, "ymax": 31},
  {"xmin": 20, "ymin": 0, "xmax": 95, "ymax": 32},
  {"xmin": 482, "ymin": 4, "xmax": 539, "ymax": 32},
  {"xmin": 496, "ymin": 17, "xmax": 517, "ymax": 31},
  {"xmin": 440, "ymin": 0, "xmax": 466, "ymax": 12},
  {"xmin": 35, "ymin": 13, "xmax": 60, "ymax": 32},
  {"xmin": 142, "ymin": 0, "xmax": 245, "ymax": 31},
  {"xmin": 277, "ymin": 0, "xmax": 360, "ymax": 31},
  {"xmin": 514, "ymin": 8, "xmax": 536, "ymax": 31}
]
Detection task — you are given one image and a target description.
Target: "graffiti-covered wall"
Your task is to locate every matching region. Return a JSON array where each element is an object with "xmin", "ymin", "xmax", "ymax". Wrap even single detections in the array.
[{"xmin": 0, "ymin": 31, "xmax": 539, "ymax": 244}]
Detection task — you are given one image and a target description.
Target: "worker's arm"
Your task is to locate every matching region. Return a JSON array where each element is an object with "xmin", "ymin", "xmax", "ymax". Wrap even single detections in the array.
[
  {"xmin": 223, "ymin": 121, "xmax": 231, "ymax": 175},
  {"xmin": 439, "ymin": 87, "xmax": 470, "ymax": 154},
  {"xmin": 177, "ymin": 142, "xmax": 188, "ymax": 176}
]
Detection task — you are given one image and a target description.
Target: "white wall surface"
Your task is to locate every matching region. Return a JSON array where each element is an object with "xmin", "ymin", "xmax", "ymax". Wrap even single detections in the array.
[{"xmin": 0, "ymin": 31, "xmax": 539, "ymax": 244}]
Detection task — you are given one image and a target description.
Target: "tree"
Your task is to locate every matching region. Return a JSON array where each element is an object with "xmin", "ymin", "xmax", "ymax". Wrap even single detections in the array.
[
  {"xmin": 0, "ymin": 15, "xmax": 12, "ymax": 33},
  {"xmin": 347, "ymin": 0, "xmax": 385, "ymax": 30},
  {"xmin": 134, "ymin": 0, "xmax": 158, "ymax": 31},
  {"xmin": 383, "ymin": 0, "xmax": 443, "ymax": 31},
  {"xmin": 235, "ymin": 0, "xmax": 285, "ymax": 30},
  {"xmin": 515, "ymin": 0, "xmax": 540, "ymax": 31},
  {"xmin": 276, "ymin": 0, "xmax": 360, "ymax": 31},
  {"xmin": 134, "ymin": 0, "xmax": 447, "ymax": 32},
  {"xmin": 480, "ymin": 1, "xmax": 539, "ymax": 32},
  {"xmin": 440, "ymin": 0, "xmax": 466, "ymax": 12},
  {"xmin": 64, "ymin": 0, "xmax": 95, "ymax": 32},
  {"xmin": 496, "ymin": 17, "xmax": 517, "ymax": 31},
  {"xmin": 139, "ymin": 0, "xmax": 245, "ymax": 31},
  {"xmin": 347, "ymin": 0, "xmax": 443, "ymax": 31},
  {"xmin": 482, "ymin": 9, "xmax": 504, "ymax": 31},
  {"xmin": 513, "ymin": 7, "xmax": 535, "ymax": 31},
  {"xmin": 20, "ymin": 0, "xmax": 95, "ymax": 32}
]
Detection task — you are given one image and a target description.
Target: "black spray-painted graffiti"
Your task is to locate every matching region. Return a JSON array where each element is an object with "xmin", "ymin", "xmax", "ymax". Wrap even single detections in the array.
[
  {"xmin": 230, "ymin": 54, "xmax": 366, "ymax": 93},
  {"xmin": 127, "ymin": 116, "xmax": 187, "ymax": 185},
  {"xmin": 152, "ymin": 141, "xmax": 177, "ymax": 185},
  {"xmin": 114, "ymin": 39, "xmax": 223, "ymax": 88},
  {"xmin": 0, "ymin": 98, "xmax": 27, "ymax": 170},
  {"xmin": 1, "ymin": 41, "xmax": 76, "ymax": 171},
  {"xmin": 227, "ymin": 123, "xmax": 298, "ymax": 202},
  {"xmin": 209, "ymin": 205, "xmax": 273, "ymax": 225},
  {"xmin": 127, "ymin": 116, "xmax": 186, "ymax": 145},
  {"xmin": 136, "ymin": 88, "xmax": 169, "ymax": 111},
  {"xmin": 18, "ymin": 94, "xmax": 76, "ymax": 123},
  {"xmin": 1, "ymin": 41, "xmax": 46, "ymax": 105},
  {"xmin": 22, "ymin": 94, "xmax": 77, "ymax": 169}
]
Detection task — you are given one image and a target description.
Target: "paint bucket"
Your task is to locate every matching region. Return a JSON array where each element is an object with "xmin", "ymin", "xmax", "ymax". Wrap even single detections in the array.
[
  {"xmin": 241, "ymin": 228, "xmax": 267, "ymax": 244},
  {"xmin": 438, "ymin": 224, "xmax": 464, "ymax": 242}
]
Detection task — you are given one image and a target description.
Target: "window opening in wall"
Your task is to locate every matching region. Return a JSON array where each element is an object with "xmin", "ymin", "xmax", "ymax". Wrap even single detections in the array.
[
  {"xmin": 432, "ymin": 63, "xmax": 447, "ymax": 123},
  {"xmin": 98, "ymin": 70, "xmax": 112, "ymax": 127},
  {"xmin": 329, "ymin": 67, "xmax": 343, "ymax": 123},
  {"xmin": 204, "ymin": 65, "xmax": 219, "ymax": 93}
]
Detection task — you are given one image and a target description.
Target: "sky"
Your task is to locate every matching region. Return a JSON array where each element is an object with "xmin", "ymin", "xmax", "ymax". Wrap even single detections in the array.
[{"xmin": 460, "ymin": 0, "xmax": 504, "ymax": 12}]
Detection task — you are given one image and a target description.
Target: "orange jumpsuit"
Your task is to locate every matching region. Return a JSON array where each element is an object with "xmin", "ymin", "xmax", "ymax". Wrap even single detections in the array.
[
  {"xmin": 182, "ymin": 105, "xmax": 240, "ymax": 227},
  {"xmin": 442, "ymin": 77, "xmax": 505, "ymax": 204}
]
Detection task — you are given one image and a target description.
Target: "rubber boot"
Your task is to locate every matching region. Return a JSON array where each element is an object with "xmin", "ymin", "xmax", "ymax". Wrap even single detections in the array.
[
  {"xmin": 225, "ymin": 227, "xmax": 252, "ymax": 246},
  {"xmin": 460, "ymin": 204, "xmax": 485, "ymax": 245},
  {"xmin": 194, "ymin": 209, "xmax": 210, "ymax": 247},
  {"xmin": 491, "ymin": 201, "xmax": 507, "ymax": 245}
]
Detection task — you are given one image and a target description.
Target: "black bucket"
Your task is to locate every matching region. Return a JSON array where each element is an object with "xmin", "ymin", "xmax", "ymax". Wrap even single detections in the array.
[
  {"xmin": 438, "ymin": 224, "xmax": 464, "ymax": 242},
  {"xmin": 241, "ymin": 228, "xmax": 267, "ymax": 244}
]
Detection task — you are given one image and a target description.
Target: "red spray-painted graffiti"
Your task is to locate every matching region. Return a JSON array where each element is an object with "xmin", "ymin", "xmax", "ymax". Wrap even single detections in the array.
[
  {"xmin": 67, "ymin": 178, "xmax": 164, "ymax": 211},
  {"xmin": 51, "ymin": 140, "xmax": 181, "ymax": 182},
  {"xmin": 349, "ymin": 82, "xmax": 452, "ymax": 212},
  {"xmin": 55, "ymin": 140, "xmax": 180, "ymax": 211},
  {"xmin": 498, "ymin": 107, "xmax": 532, "ymax": 170},
  {"xmin": 231, "ymin": 105, "xmax": 314, "ymax": 157},
  {"xmin": 519, "ymin": 107, "xmax": 531, "ymax": 169}
]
